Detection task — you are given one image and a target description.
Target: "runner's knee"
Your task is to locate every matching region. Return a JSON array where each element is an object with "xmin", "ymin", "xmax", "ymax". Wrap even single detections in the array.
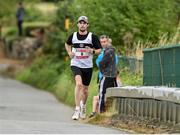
[
  {"xmin": 76, "ymin": 83, "xmax": 82, "ymax": 89},
  {"xmin": 94, "ymin": 96, "xmax": 99, "ymax": 101},
  {"xmin": 83, "ymin": 89, "xmax": 88, "ymax": 95}
]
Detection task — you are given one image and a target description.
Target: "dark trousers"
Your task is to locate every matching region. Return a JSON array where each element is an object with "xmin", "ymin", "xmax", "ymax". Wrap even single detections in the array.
[
  {"xmin": 99, "ymin": 77, "xmax": 117, "ymax": 113},
  {"xmin": 17, "ymin": 20, "xmax": 23, "ymax": 36}
]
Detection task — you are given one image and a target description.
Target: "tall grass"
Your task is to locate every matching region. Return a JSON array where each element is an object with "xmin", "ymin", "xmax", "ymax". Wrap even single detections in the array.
[
  {"xmin": 16, "ymin": 54, "xmax": 142, "ymax": 115},
  {"xmin": 54, "ymin": 67, "xmax": 75, "ymax": 106},
  {"xmin": 16, "ymin": 55, "xmax": 63, "ymax": 91},
  {"xmin": 127, "ymin": 24, "xmax": 180, "ymax": 59},
  {"xmin": 53, "ymin": 67, "xmax": 142, "ymax": 114}
]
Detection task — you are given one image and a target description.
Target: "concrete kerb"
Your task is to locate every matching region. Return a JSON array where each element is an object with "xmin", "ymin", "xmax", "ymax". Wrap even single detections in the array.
[{"xmin": 106, "ymin": 86, "xmax": 180, "ymax": 104}]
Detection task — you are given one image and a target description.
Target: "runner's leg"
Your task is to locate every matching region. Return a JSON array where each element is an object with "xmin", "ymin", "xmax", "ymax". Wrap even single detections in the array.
[{"xmin": 75, "ymin": 75, "xmax": 83, "ymax": 107}]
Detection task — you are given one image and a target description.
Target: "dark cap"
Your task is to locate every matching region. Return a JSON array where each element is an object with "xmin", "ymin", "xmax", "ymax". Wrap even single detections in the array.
[{"xmin": 78, "ymin": 16, "xmax": 88, "ymax": 23}]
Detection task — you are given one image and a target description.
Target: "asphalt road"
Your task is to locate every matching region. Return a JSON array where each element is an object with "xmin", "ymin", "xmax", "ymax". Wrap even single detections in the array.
[{"xmin": 0, "ymin": 76, "xmax": 126, "ymax": 134}]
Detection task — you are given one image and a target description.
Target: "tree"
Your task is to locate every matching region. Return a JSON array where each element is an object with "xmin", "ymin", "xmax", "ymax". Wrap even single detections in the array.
[
  {"xmin": 44, "ymin": 0, "xmax": 179, "ymax": 56},
  {"xmin": 66, "ymin": 0, "xmax": 179, "ymax": 48}
]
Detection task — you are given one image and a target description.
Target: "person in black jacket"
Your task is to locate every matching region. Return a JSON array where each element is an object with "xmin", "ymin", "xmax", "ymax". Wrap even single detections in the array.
[
  {"xmin": 16, "ymin": 2, "xmax": 25, "ymax": 36},
  {"xmin": 99, "ymin": 37, "xmax": 118, "ymax": 113}
]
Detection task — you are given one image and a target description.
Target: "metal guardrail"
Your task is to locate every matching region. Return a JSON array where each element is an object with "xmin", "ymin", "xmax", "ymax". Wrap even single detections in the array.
[
  {"xmin": 143, "ymin": 44, "xmax": 180, "ymax": 87},
  {"xmin": 119, "ymin": 56, "xmax": 143, "ymax": 74},
  {"xmin": 106, "ymin": 86, "xmax": 180, "ymax": 124}
]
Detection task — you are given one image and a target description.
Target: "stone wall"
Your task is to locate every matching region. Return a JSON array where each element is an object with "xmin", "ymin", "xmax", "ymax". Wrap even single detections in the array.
[{"xmin": 5, "ymin": 37, "xmax": 43, "ymax": 59}]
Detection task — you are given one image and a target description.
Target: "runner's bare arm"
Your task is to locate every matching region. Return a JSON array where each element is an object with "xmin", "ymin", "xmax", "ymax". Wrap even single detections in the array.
[
  {"xmin": 94, "ymin": 48, "xmax": 101, "ymax": 55},
  {"xmin": 65, "ymin": 43, "xmax": 74, "ymax": 58},
  {"xmin": 85, "ymin": 47, "xmax": 101, "ymax": 55}
]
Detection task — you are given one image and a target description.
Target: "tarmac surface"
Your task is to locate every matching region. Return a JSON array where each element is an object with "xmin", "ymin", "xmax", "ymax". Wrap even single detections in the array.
[{"xmin": 0, "ymin": 76, "xmax": 126, "ymax": 134}]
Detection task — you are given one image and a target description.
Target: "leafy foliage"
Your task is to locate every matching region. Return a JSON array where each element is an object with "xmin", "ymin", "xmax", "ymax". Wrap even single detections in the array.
[
  {"xmin": 16, "ymin": 55, "xmax": 65, "ymax": 90},
  {"xmin": 46, "ymin": 0, "xmax": 179, "ymax": 56},
  {"xmin": 0, "ymin": 0, "xmax": 42, "ymax": 25}
]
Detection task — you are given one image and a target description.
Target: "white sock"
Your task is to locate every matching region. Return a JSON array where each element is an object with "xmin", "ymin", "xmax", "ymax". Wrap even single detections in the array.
[
  {"xmin": 80, "ymin": 100, "xmax": 86, "ymax": 106},
  {"xmin": 75, "ymin": 106, "xmax": 80, "ymax": 111}
]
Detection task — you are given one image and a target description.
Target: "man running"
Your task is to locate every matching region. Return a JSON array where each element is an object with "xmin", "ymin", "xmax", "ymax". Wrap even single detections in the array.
[{"xmin": 65, "ymin": 16, "xmax": 101, "ymax": 120}]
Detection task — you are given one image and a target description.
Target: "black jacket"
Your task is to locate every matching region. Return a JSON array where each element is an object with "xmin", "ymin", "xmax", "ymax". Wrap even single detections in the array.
[{"xmin": 99, "ymin": 45, "xmax": 117, "ymax": 77}]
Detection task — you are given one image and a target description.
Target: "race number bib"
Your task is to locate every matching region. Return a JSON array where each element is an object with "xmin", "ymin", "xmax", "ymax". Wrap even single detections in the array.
[{"xmin": 72, "ymin": 48, "xmax": 90, "ymax": 59}]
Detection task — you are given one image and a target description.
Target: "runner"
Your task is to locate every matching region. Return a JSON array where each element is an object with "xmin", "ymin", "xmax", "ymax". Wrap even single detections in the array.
[{"xmin": 65, "ymin": 16, "xmax": 101, "ymax": 120}]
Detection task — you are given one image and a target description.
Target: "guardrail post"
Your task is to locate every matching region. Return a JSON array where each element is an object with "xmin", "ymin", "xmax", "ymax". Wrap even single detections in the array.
[
  {"xmin": 168, "ymin": 102, "xmax": 172, "ymax": 122},
  {"xmin": 114, "ymin": 98, "xmax": 119, "ymax": 114},
  {"xmin": 132, "ymin": 99, "xmax": 135, "ymax": 116},
  {"xmin": 153, "ymin": 100, "xmax": 158, "ymax": 119},
  {"xmin": 115, "ymin": 98, "xmax": 119, "ymax": 114},
  {"xmin": 171, "ymin": 103, "xmax": 176, "ymax": 125},
  {"xmin": 127, "ymin": 98, "xmax": 131, "ymax": 116},
  {"xmin": 162, "ymin": 101, "xmax": 167, "ymax": 122},
  {"xmin": 149, "ymin": 100, "xmax": 153, "ymax": 119},
  {"xmin": 135, "ymin": 99, "xmax": 140, "ymax": 117},
  {"xmin": 120, "ymin": 98, "xmax": 124, "ymax": 115},
  {"xmin": 124, "ymin": 98, "xmax": 127, "ymax": 114},
  {"xmin": 157, "ymin": 101, "xmax": 162, "ymax": 121},
  {"xmin": 144, "ymin": 99, "xmax": 148, "ymax": 118},
  {"xmin": 140, "ymin": 99, "xmax": 144, "ymax": 118},
  {"xmin": 176, "ymin": 105, "xmax": 180, "ymax": 124}
]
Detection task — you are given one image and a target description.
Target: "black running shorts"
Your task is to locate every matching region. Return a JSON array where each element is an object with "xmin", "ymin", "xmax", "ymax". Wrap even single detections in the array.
[{"xmin": 71, "ymin": 66, "xmax": 93, "ymax": 86}]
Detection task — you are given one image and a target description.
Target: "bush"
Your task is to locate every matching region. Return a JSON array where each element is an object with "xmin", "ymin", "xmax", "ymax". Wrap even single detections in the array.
[
  {"xmin": 52, "ymin": 0, "xmax": 179, "ymax": 53},
  {"xmin": 2, "ymin": 27, "xmax": 17, "ymax": 37},
  {"xmin": 16, "ymin": 55, "xmax": 64, "ymax": 91},
  {"xmin": 54, "ymin": 65, "xmax": 75, "ymax": 106}
]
